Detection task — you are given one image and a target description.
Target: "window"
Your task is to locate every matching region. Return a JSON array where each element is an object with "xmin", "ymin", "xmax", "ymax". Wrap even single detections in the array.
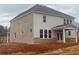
[
  {"xmin": 67, "ymin": 19, "xmax": 69, "ymax": 24},
  {"xmin": 40, "ymin": 29, "xmax": 43, "ymax": 33},
  {"xmin": 22, "ymin": 31, "xmax": 24, "ymax": 34},
  {"xmin": 40, "ymin": 29, "xmax": 51, "ymax": 38},
  {"xmin": 14, "ymin": 32, "xmax": 16, "ymax": 38},
  {"xmin": 57, "ymin": 33, "xmax": 59, "ymax": 40},
  {"xmin": 43, "ymin": 16, "xmax": 46, "ymax": 22},
  {"xmin": 70, "ymin": 19, "xmax": 72, "ymax": 24},
  {"xmin": 44, "ymin": 29, "xmax": 47, "ymax": 38},
  {"xmin": 64, "ymin": 19, "xmax": 66, "ymax": 25},
  {"xmin": 30, "ymin": 29, "xmax": 32, "ymax": 32},
  {"xmin": 40, "ymin": 29, "xmax": 43, "ymax": 38},
  {"xmin": 49, "ymin": 30, "xmax": 51, "ymax": 38},
  {"xmin": 68, "ymin": 31, "xmax": 71, "ymax": 36}
]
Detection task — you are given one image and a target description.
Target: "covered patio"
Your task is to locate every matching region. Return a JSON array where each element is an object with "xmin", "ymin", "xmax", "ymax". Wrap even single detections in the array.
[{"xmin": 52, "ymin": 24, "xmax": 78, "ymax": 43}]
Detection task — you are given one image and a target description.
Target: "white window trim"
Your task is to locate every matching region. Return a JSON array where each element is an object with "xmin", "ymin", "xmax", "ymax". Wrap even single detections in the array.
[{"xmin": 40, "ymin": 29, "xmax": 52, "ymax": 39}]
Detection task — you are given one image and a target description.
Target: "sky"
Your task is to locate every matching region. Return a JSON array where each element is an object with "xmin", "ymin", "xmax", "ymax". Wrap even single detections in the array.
[{"xmin": 0, "ymin": 4, "xmax": 79, "ymax": 27}]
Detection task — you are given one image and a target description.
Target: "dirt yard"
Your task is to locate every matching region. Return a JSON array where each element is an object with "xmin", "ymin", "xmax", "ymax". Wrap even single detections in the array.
[
  {"xmin": 0, "ymin": 42, "xmax": 78, "ymax": 55},
  {"xmin": 40, "ymin": 45, "xmax": 79, "ymax": 55}
]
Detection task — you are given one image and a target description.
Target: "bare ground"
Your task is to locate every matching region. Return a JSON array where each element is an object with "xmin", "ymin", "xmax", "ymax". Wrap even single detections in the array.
[
  {"xmin": 39, "ymin": 45, "xmax": 79, "ymax": 55},
  {"xmin": 0, "ymin": 42, "xmax": 79, "ymax": 55}
]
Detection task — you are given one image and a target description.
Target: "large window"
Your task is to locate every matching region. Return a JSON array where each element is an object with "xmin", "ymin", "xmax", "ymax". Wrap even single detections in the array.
[
  {"xmin": 49, "ymin": 30, "xmax": 51, "ymax": 38},
  {"xmin": 40, "ymin": 29, "xmax": 43, "ymax": 38},
  {"xmin": 68, "ymin": 31, "xmax": 71, "ymax": 36},
  {"xmin": 44, "ymin": 29, "xmax": 47, "ymax": 38},
  {"xmin": 43, "ymin": 16, "xmax": 46, "ymax": 23},
  {"xmin": 40, "ymin": 29, "xmax": 52, "ymax": 39}
]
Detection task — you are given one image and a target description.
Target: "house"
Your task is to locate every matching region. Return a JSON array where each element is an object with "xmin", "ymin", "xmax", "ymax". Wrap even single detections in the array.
[{"xmin": 10, "ymin": 4, "xmax": 78, "ymax": 44}]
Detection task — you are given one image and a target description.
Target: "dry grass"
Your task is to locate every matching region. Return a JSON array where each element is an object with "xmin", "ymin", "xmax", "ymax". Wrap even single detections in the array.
[
  {"xmin": 0, "ymin": 42, "xmax": 78, "ymax": 54},
  {"xmin": 40, "ymin": 45, "xmax": 79, "ymax": 55}
]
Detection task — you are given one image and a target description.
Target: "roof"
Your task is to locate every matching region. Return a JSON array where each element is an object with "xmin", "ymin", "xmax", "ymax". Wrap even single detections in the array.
[
  {"xmin": 11, "ymin": 4, "xmax": 75, "ymax": 22},
  {"xmin": 53, "ymin": 24, "xmax": 77, "ymax": 30}
]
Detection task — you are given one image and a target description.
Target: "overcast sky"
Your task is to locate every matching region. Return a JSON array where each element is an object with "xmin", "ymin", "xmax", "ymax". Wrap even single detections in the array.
[{"xmin": 0, "ymin": 4, "xmax": 79, "ymax": 27}]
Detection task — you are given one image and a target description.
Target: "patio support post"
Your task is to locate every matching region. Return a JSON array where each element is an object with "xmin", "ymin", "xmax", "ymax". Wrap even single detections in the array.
[
  {"xmin": 7, "ymin": 32, "xmax": 9, "ymax": 43},
  {"xmin": 63, "ymin": 29, "xmax": 66, "ymax": 43},
  {"xmin": 76, "ymin": 30, "xmax": 78, "ymax": 43}
]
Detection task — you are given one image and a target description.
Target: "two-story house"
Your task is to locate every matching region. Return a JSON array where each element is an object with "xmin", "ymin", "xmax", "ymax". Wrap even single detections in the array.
[{"xmin": 10, "ymin": 4, "xmax": 78, "ymax": 44}]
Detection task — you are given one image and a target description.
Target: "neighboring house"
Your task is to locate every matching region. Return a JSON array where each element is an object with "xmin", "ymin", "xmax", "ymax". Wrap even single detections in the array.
[{"xmin": 10, "ymin": 4, "xmax": 78, "ymax": 44}]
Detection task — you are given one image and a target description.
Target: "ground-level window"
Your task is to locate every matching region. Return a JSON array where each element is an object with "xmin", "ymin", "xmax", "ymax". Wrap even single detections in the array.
[
  {"xmin": 44, "ymin": 29, "xmax": 47, "ymax": 38},
  {"xmin": 40, "ymin": 29, "xmax": 52, "ymax": 39},
  {"xmin": 30, "ymin": 29, "xmax": 32, "ymax": 32},
  {"xmin": 22, "ymin": 31, "xmax": 24, "ymax": 34},
  {"xmin": 40, "ymin": 29, "xmax": 43, "ymax": 38},
  {"xmin": 57, "ymin": 33, "xmax": 59, "ymax": 40},
  {"xmin": 49, "ymin": 30, "xmax": 51, "ymax": 38},
  {"xmin": 68, "ymin": 31, "xmax": 71, "ymax": 36},
  {"xmin": 14, "ymin": 32, "xmax": 16, "ymax": 38}
]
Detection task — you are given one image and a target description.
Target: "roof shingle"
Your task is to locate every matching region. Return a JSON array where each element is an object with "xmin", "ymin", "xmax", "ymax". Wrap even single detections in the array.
[{"xmin": 11, "ymin": 4, "xmax": 75, "ymax": 22}]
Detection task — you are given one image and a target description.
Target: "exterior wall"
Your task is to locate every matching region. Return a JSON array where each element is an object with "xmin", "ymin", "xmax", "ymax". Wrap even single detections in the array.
[
  {"xmin": 33, "ymin": 38, "xmax": 76, "ymax": 43},
  {"xmin": 65, "ymin": 29, "xmax": 77, "ymax": 43},
  {"xmin": 33, "ymin": 13, "xmax": 64, "ymax": 39},
  {"xmin": 10, "ymin": 13, "xmax": 34, "ymax": 44},
  {"xmin": 65, "ymin": 30, "xmax": 76, "ymax": 38},
  {"xmin": 10, "ymin": 12, "xmax": 77, "ymax": 44},
  {"xmin": 34, "ymin": 38, "xmax": 57, "ymax": 44},
  {"xmin": 66, "ymin": 38, "xmax": 76, "ymax": 43}
]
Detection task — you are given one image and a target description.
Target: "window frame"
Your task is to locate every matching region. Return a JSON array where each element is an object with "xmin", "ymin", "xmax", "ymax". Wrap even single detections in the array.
[
  {"xmin": 30, "ymin": 29, "xmax": 32, "ymax": 32},
  {"xmin": 14, "ymin": 32, "xmax": 16, "ymax": 38},
  {"xmin": 40, "ymin": 29, "xmax": 43, "ymax": 38},
  {"xmin": 64, "ymin": 19, "xmax": 66, "ymax": 25},
  {"xmin": 43, "ymin": 16, "xmax": 46, "ymax": 23},
  {"xmin": 44, "ymin": 29, "xmax": 47, "ymax": 38},
  {"xmin": 70, "ymin": 19, "xmax": 72, "ymax": 24},
  {"xmin": 68, "ymin": 31, "xmax": 71, "ymax": 36},
  {"xmin": 49, "ymin": 30, "xmax": 51, "ymax": 38},
  {"xmin": 22, "ymin": 31, "xmax": 24, "ymax": 34},
  {"xmin": 67, "ymin": 19, "xmax": 69, "ymax": 24}
]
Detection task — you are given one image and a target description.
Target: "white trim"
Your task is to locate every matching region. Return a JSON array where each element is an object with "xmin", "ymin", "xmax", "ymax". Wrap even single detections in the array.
[{"xmin": 39, "ymin": 29, "xmax": 52, "ymax": 39}]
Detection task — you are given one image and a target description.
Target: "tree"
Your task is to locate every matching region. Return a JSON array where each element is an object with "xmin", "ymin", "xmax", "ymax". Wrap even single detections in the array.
[
  {"xmin": 0, "ymin": 25, "xmax": 5, "ymax": 36},
  {"xmin": 0, "ymin": 25, "xmax": 8, "ymax": 37}
]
